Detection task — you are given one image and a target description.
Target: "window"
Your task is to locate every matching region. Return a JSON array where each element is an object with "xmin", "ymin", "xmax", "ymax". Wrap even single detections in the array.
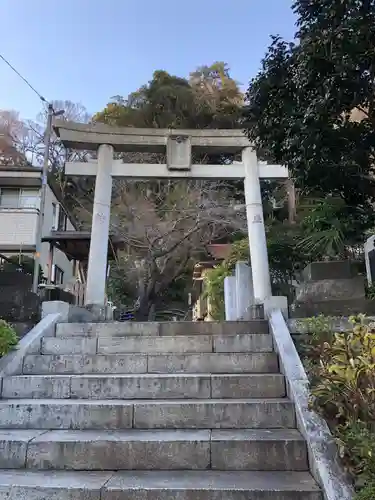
[
  {"xmin": 0, "ymin": 189, "xmax": 20, "ymax": 208},
  {"xmin": 57, "ymin": 207, "xmax": 67, "ymax": 231},
  {"xmin": 52, "ymin": 265, "xmax": 64, "ymax": 285},
  {"xmin": 0, "ymin": 188, "xmax": 40, "ymax": 209},
  {"xmin": 52, "ymin": 203, "xmax": 58, "ymax": 230}
]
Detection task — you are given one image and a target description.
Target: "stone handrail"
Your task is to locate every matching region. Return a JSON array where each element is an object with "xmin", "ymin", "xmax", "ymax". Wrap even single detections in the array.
[
  {"xmin": 268, "ymin": 308, "xmax": 354, "ymax": 500},
  {"xmin": 0, "ymin": 312, "xmax": 62, "ymax": 377}
]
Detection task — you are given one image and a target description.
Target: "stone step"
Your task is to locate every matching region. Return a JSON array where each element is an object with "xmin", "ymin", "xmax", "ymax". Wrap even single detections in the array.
[
  {"xmin": 103, "ymin": 471, "xmax": 322, "ymax": 500},
  {"xmin": 42, "ymin": 333, "xmax": 273, "ymax": 355},
  {"xmin": 0, "ymin": 398, "xmax": 295, "ymax": 430},
  {"xmin": 0, "ymin": 470, "xmax": 322, "ymax": 500},
  {"xmin": 23, "ymin": 353, "xmax": 279, "ymax": 375},
  {"xmin": 1, "ymin": 428, "xmax": 307, "ymax": 471},
  {"xmin": 55, "ymin": 320, "xmax": 269, "ymax": 337},
  {"xmin": 2, "ymin": 373, "xmax": 286, "ymax": 399}
]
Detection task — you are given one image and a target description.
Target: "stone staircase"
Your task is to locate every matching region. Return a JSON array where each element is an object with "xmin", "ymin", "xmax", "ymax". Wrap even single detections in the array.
[{"xmin": 0, "ymin": 320, "xmax": 322, "ymax": 499}]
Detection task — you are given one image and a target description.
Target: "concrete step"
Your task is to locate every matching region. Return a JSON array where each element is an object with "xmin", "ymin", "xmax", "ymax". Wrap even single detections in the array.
[
  {"xmin": 2, "ymin": 373, "xmax": 286, "ymax": 399},
  {"xmin": 42, "ymin": 333, "xmax": 273, "ymax": 355},
  {"xmin": 18, "ymin": 429, "xmax": 307, "ymax": 471},
  {"xmin": 0, "ymin": 469, "xmax": 113, "ymax": 500},
  {"xmin": 103, "ymin": 471, "xmax": 322, "ymax": 500},
  {"xmin": 55, "ymin": 320, "xmax": 269, "ymax": 337},
  {"xmin": 0, "ymin": 470, "xmax": 322, "ymax": 499},
  {"xmin": 23, "ymin": 353, "xmax": 278, "ymax": 375},
  {"xmin": 0, "ymin": 398, "xmax": 295, "ymax": 430}
]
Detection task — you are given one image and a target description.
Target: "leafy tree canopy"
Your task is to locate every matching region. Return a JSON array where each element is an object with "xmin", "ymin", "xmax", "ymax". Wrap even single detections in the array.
[
  {"xmin": 94, "ymin": 62, "xmax": 243, "ymax": 130},
  {"xmin": 244, "ymin": 0, "xmax": 375, "ymax": 230}
]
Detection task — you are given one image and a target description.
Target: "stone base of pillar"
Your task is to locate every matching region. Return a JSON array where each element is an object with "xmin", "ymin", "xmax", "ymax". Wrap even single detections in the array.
[
  {"xmin": 42, "ymin": 301, "xmax": 111, "ymax": 324},
  {"xmin": 84, "ymin": 304, "xmax": 109, "ymax": 322},
  {"xmin": 264, "ymin": 296, "xmax": 289, "ymax": 319}
]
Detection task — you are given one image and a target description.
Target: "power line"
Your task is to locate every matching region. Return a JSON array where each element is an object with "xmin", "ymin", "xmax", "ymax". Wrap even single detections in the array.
[{"xmin": 0, "ymin": 53, "xmax": 47, "ymax": 104}]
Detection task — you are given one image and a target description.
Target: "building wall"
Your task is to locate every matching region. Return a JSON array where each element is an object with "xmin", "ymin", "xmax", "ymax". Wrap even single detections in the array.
[
  {"xmin": 0, "ymin": 177, "xmax": 76, "ymax": 286},
  {"xmin": 40, "ymin": 186, "xmax": 75, "ymax": 285},
  {"xmin": 0, "ymin": 209, "xmax": 38, "ymax": 247}
]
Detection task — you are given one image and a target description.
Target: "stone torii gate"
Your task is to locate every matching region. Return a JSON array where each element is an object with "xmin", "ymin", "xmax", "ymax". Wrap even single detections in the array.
[{"xmin": 54, "ymin": 121, "xmax": 288, "ymax": 310}]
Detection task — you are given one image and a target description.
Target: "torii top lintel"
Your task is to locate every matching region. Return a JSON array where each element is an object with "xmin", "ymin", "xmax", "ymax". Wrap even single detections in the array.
[{"xmin": 53, "ymin": 120, "xmax": 251, "ymax": 154}]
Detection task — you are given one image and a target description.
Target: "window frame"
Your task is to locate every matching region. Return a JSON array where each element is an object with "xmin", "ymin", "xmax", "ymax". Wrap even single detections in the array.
[{"xmin": 0, "ymin": 187, "xmax": 40, "ymax": 209}]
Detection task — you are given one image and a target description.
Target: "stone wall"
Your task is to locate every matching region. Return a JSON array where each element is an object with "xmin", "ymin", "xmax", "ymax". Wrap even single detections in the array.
[
  {"xmin": 292, "ymin": 261, "xmax": 375, "ymax": 317},
  {"xmin": 0, "ymin": 271, "xmax": 40, "ymax": 324}
]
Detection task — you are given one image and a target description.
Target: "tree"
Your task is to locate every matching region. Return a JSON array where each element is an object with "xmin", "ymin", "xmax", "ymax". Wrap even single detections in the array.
[
  {"xmin": 94, "ymin": 63, "xmax": 243, "ymax": 130},
  {"xmin": 76, "ymin": 178, "xmax": 246, "ymax": 319},
  {"xmin": 243, "ymin": 0, "xmax": 375, "ymax": 251}
]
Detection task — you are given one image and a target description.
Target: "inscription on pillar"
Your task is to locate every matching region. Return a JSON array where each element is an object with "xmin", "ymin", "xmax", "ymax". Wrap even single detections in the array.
[{"xmin": 167, "ymin": 135, "xmax": 191, "ymax": 171}]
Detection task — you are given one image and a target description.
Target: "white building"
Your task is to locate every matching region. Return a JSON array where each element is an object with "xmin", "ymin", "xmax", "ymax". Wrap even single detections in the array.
[{"xmin": 0, "ymin": 164, "xmax": 77, "ymax": 286}]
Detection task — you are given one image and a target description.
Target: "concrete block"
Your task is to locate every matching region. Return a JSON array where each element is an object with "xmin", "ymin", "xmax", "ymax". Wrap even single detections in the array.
[
  {"xmin": 0, "ymin": 400, "xmax": 133, "ymax": 430},
  {"xmin": 235, "ymin": 261, "xmax": 254, "ymax": 320},
  {"xmin": 296, "ymin": 276, "xmax": 366, "ymax": 301},
  {"xmin": 213, "ymin": 333, "xmax": 272, "ymax": 353},
  {"xmin": 211, "ymin": 429, "xmax": 308, "ymax": 470},
  {"xmin": 211, "ymin": 374, "xmax": 285, "ymax": 399},
  {"xmin": 26, "ymin": 429, "xmax": 210, "ymax": 470},
  {"xmin": 97, "ymin": 335, "xmax": 212, "ymax": 354},
  {"xmin": 56, "ymin": 322, "xmax": 159, "ymax": 337},
  {"xmin": 264, "ymin": 296, "xmax": 289, "ymax": 319},
  {"xmin": 70, "ymin": 374, "xmax": 211, "ymax": 400},
  {"xmin": 0, "ymin": 430, "xmax": 45, "ymax": 468},
  {"xmin": 147, "ymin": 353, "xmax": 278, "ymax": 374},
  {"xmin": 102, "ymin": 470, "xmax": 322, "ymax": 500},
  {"xmin": 159, "ymin": 320, "xmax": 268, "ymax": 336},
  {"xmin": 42, "ymin": 337, "xmax": 98, "ymax": 355},
  {"xmin": 0, "ymin": 470, "xmax": 113, "ymax": 500},
  {"xmin": 133, "ymin": 399, "xmax": 295, "ymax": 429},
  {"xmin": 2, "ymin": 375, "xmax": 71, "ymax": 399},
  {"xmin": 224, "ymin": 276, "xmax": 237, "ymax": 320},
  {"xmin": 23, "ymin": 354, "xmax": 147, "ymax": 374},
  {"xmin": 302, "ymin": 260, "xmax": 357, "ymax": 281},
  {"xmin": 41, "ymin": 301, "xmax": 69, "ymax": 321}
]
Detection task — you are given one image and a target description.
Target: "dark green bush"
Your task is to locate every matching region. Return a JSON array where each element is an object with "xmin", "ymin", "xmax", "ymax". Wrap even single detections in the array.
[
  {"xmin": 354, "ymin": 482, "xmax": 375, "ymax": 500},
  {"xmin": 0, "ymin": 320, "xmax": 18, "ymax": 357}
]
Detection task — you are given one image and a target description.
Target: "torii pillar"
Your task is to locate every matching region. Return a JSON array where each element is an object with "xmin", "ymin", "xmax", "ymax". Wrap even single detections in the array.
[{"xmin": 85, "ymin": 144, "xmax": 114, "ymax": 305}]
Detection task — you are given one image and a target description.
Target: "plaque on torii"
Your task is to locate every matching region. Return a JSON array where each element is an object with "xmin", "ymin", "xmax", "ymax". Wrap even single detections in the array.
[{"xmin": 54, "ymin": 120, "xmax": 289, "ymax": 308}]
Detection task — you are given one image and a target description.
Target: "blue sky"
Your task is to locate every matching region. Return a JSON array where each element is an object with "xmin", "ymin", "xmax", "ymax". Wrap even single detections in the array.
[{"xmin": 0, "ymin": 0, "xmax": 296, "ymax": 121}]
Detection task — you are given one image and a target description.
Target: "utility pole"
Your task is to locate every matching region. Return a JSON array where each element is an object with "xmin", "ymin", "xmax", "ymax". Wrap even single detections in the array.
[{"xmin": 32, "ymin": 104, "xmax": 64, "ymax": 293}]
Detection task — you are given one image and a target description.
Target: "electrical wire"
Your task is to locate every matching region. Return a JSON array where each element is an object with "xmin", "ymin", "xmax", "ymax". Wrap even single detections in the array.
[{"xmin": 0, "ymin": 53, "xmax": 47, "ymax": 104}]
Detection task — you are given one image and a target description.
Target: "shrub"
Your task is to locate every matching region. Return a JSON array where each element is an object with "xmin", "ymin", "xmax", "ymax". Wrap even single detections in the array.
[
  {"xmin": 203, "ymin": 263, "xmax": 231, "ymax": 320},
  {"xmin": 355, "ymin": 483, "xmax": 375, "ymax": 500},
  {"xmin": 296, "ymin": 314, "xmax": 336, "ymax": 376},
  {"xmin": 337, "ymin": 423, "xmax": 375, "ymax": 484},
  {"xmin": 0, "ymin": 320, "xmax": 18, "ymax": 357},
  {"xmin": 310, "ymin": 315, "xmax": 375, "ymax": 427}
]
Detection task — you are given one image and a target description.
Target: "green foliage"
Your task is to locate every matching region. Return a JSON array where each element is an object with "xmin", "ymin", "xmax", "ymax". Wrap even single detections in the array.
[
  {"xmin": 338, "ymin": 423, "xmax": 375, "ymax": 485},
  {"xmin": 203, "ymin": 239, "xmax": 250, "ymax": 320},
  {"xmin": 243, "ymin": 0, "xmax": 375, "ymax": 245},
  {"xmin": 94, "ymin": 63, "xmax": 243, "ymax": 130},
  {"xmin": 203, "ymin": 263, "xmax": 231, "ymax": 321},
  {"xmin": 295, "ymin": 314, "xmax": 336, "ymax": 373},
  {"xmin": 303, "ymin": 314, "xmax": 375, "ymax": 487},
  {"xmin": 366, "ymin": 284, "xmax": 375, "ymax": 301},
  {"xmin": 0, "ymin": 320, "xmax": 18, "ymax": 357},
  {"xmin": 355, "ymin": 482, "xmax": 375, "ymax": 500},
  {"xmin": 310, "ymin": 315, "xmax": 375, "ymax": 427}
]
